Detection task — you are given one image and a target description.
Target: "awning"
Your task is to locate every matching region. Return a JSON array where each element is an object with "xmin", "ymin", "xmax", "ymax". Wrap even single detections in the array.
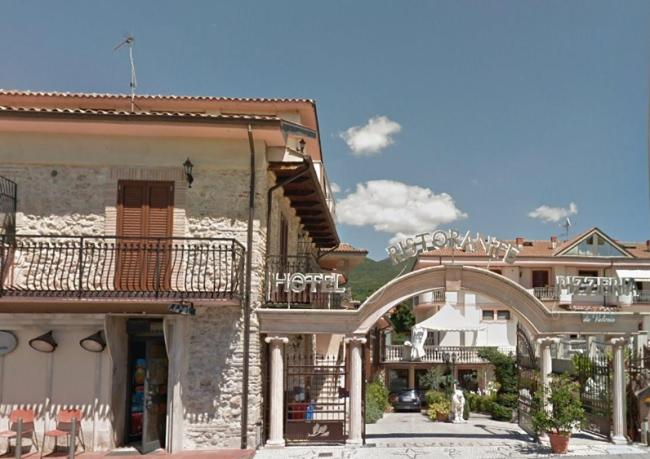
[
  {"xmin": 415, "ymin": 303, "xmax": 483, "ymax": 332},
  {"xmin": 616, "ymin": 269, "xmax": 650, "ymax": 282}
]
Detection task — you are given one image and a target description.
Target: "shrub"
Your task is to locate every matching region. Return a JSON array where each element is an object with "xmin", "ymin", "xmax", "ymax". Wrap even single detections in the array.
[
  {"xmin": 496, "ymin": 392, "xmax": 518, "ymax": 409},
  {"xmin": 490, "ymin": 403, "xmax": 513, "ymax": 421},
  {"xmin": 418, "ymin": 367, "xmax": 449, "ymax": 393},
  {"xmin": 465, "ymin": 391, "xmax": 496, "ymax": 414},
  {"xmin": 425, "ymin": 390, "xmax": 450, "ymax": 421},
  {"xmin": 366, "ymin": 377, "xmax": 390, "ymax": 412},
  {"xmin": 463, "ymin": 397, "xmax": 470, "ymax": 420},
  {"xmin": 365, "ymin": 391, "xmax": 384, "ymax": 424},
  {"xmin": 532, "ymin": 374, "xmax": 586, "ymax": 435}
]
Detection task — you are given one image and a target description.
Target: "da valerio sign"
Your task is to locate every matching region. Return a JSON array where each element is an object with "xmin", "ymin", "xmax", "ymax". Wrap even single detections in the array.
[
  {"xmin": 386, "ymin": 229, "xmax": 520, "ymax": 265},
  {"xmin": 0, "ymin": 331, "xmax": 17, "ymax": 356}
]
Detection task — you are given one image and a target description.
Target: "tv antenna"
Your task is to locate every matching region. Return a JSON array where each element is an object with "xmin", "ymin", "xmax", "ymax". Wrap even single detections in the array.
[
  {"xmin": 560, "ymin": 217, "xmax": 572, "ymax": 240},
  {"xmin": 113, "ymin": 35, "xmax": 137, "ymax": 112}
]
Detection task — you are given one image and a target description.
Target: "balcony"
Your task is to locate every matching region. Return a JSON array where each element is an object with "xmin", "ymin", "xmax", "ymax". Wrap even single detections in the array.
[
  {"xmin": 532, "ymin": 286, "xmax": 559, "ymax": 301},
  {"xmin": 0, "ymin": 235, "xmax": 245, "ymax": 300},
  {"xmin": 634, "ymin": 291, "xmax": 650, "ymax": 304},
  {"xmin": 383, "ymin": 344, "xmax": 516, "ymax": 363},
  {"xmin": 414, "ymin": 290, "xmax": 446, "ymax": 306},
  {"xmin": 265, "ymin": 255, "xmax": 346, "ymax": 309}
]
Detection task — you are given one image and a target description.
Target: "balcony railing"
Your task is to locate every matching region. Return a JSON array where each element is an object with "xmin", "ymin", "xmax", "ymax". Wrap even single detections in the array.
[
  {"xmin": 634, "ymin": 291, "xmax": 650, "ymax": 304},
  {"xmin": 414, "ymin": 289, "xmax": 446, "ymax": 306},
  {"xmin": 0, "ymin": 235, "xmax": 245, "ymax": 300},
  {"xmin": 532, "ymin": 286, "xmax": 559, "ymax": 301},
  {"xmin": 383, "ymin": 344, "xmax": 516, "ymax": 363},
  {"xmin": 265, "ymin": 255, "xmax": 346, "ymax": 309}
]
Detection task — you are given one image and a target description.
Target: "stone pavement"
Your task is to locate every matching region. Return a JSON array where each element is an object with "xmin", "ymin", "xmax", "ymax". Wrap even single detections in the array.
[{"xmin": 254, "ymin": 412, "xmax": 650, "ymax": 458}]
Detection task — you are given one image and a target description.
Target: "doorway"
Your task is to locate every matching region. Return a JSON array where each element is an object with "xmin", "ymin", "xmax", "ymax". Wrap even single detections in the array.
[{"xmin": 126, "ymin": 320, "xmax": 169, "ymax": 453}]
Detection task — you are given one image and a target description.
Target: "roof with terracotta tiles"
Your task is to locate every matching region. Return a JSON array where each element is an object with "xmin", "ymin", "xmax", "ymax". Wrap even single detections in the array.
[
  {"xmin": 0, "ymin": 89, "xmax": 315, "ymax": 104},
  {"xmin": 419, "ymin": 227, "xmax": 650, "ymax": 259},
  {"xmin": 333, "ymin": 243, "xmax": 368, "ymax": 254}
]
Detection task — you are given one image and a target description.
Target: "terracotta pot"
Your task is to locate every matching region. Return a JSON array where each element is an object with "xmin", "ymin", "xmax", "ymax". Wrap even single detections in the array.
[
  {"xmin": 548, "ymin": 432, "xmax": 571, "ymax": 454},
  {"xmin": 436, "ymin": 412, "xmax": 448, "ymax": 422}
]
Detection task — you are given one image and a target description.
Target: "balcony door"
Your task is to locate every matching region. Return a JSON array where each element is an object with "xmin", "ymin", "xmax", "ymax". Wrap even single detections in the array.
[
  {"xmin": 532, "ymin": 270, "xmax": 550, "ymax": 288},
  {"xmin": 116, "ymin": 181, "xmax": 174, "ymax": 292}
]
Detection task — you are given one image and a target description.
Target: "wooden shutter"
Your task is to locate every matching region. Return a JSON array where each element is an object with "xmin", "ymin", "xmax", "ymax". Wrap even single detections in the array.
[{"xmin": 116, "ymin": 181, "xmax": 174, "ymax": 292}]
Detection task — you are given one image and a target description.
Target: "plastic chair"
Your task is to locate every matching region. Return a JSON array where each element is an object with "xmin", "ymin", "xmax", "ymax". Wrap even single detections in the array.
[
  {"xmin": 0, "ymin": 409, "xmax": 38, "ymax": 455},
  {"xmin": 40, "ymin": 410, "xmax": 85, "ymax": 458}
]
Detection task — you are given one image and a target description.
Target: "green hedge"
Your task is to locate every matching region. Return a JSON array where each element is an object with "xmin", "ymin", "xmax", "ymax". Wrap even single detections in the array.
[{"xmin": 365, "ymin": 378, "xmax": 390, "ymax": 424}]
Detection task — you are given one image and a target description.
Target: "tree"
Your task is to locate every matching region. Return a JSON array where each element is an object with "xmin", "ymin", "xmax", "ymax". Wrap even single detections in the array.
[{"xmin": 389, "ymin": 301, "xmax": 415, "ymax": 334}]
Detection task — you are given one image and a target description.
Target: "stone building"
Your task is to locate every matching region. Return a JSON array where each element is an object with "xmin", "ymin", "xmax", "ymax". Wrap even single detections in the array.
[{"xmin": 0, "ymin": 89, "xmax": 352, "ymax": 453}]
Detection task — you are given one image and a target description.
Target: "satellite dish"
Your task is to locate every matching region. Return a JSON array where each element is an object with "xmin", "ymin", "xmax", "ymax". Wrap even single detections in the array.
[{"xmin": 113, "ymin": 35, "xmax": 137, "ymax": 112}]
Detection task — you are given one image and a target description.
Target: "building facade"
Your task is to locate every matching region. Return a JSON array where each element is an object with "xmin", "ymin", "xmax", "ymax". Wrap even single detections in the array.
[
  {"xmin": 0, "ymin": 89, "xmax": 350, "ymax": 452},
  {"xmin": 379, "ymin": 228, "xmax": 650, "ymax": 396}
]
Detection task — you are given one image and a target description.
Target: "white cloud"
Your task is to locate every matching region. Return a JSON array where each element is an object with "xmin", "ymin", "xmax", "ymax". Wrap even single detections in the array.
[
  {"xmin": 528, "ymin": 202, "xmax": 578, "ymax": 223},
  {"xmin": 330, "ymin": 182, "xmax": 341, "ymax": 193},
  {"xmin": 339, "ymin": 116, "xmax": 401, "ymax": 156},
  {"xmin": 336, "ymin": 180, "xmax": 467, "ymax": 240}
]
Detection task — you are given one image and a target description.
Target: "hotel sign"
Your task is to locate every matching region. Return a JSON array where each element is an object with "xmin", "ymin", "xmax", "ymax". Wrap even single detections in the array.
[
  {"xmin": 386, "ymin": 229, "xmax": 520, "ymax": 265},
  {"xmin": 273, "ymin": 272, "xmax": 346, "ymax": 294},
  {"xmin": 556, "ymin": 276, "xmax": 637, "ymax": 297},
  {"xmin": 0, "ymin": 331, "xmax": 17, "ymax": 356}
]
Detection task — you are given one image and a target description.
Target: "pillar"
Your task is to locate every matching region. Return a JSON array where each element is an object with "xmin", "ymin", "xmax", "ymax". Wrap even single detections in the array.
[
  {"xmin": 265, "ymin": 336, "xmax": 289, "ymax": 447},
  {"xmin": 537, "ymin": 337, "xmax": 559, "ymax": 443},
  {"xmin": 346, "ymin": 336, "xmax": 366, "ymax": 445},
  {"xmin": 611, "ymin": 337, "xmax": 628, "ymax": 445}
]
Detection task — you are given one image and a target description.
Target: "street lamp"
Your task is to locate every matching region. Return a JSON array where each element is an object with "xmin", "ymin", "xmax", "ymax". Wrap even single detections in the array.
[{"xmin": 443, "ymin": 351, "xmax": 458, "ymax": 389}]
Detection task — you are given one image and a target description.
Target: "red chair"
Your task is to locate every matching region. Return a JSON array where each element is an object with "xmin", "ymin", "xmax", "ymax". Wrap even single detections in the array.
[
  {"xmin": 0, "ymin": 409, "xmax": 38, "ymax": 455},
  {"xmin": 41, "ymin": 409, "xmax": 85, "ymax": 458}
]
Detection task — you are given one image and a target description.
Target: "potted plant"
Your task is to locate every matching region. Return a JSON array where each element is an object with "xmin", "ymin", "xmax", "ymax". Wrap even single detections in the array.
[
  {"xmin": 532, "ymin": 374, "xmax": 586, "ymax": 454},
  {"xmin": 426, "ymin": 390, "xmax": 451, "ymax": 422}
]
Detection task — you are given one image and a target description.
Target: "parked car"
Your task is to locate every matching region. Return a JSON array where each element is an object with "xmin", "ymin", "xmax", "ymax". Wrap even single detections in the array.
[{"xmin": 389, "ymin": 389, "xmax": 425, "ymax": 411}]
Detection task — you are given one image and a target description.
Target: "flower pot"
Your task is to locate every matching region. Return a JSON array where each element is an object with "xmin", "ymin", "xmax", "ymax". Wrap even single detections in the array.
[
  {"xmin": 548, "ymin": 432, "xmax": 571, "ymax": 454},
  {"xmin": 436, "ymin": 412, "xmax": 448, "ymax": 422}
]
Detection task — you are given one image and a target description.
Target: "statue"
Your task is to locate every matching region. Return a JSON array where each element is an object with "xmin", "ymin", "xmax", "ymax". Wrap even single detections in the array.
[
  {"xmin": 409, "ymin": 326, "xmax": 427, "ymax": 361},
  {"xmin": 451, "ymin": 388, "xmax": 466, "ymax": 423}
]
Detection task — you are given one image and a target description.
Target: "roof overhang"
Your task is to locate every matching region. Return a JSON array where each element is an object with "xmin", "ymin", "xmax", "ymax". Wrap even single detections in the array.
[{"xmin": 269, "ymin": 161, "xmax": 339, "ymax": 248}]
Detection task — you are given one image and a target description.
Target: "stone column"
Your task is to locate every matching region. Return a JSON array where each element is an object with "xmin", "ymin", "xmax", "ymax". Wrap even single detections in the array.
[
  {"xmin": 537, "ymin": 337, "xmax": 559, "ymax": 443},
  {"xmin": 610, "ymin": 337, "xmax": 628, "ymax": 445},
  {"xmin": 346, "ymin": 336, "xmax": 367, "ymax": 445},
  {"xmin": 265, "ymin": 336, "xmax": 289, "ymax": 447}
]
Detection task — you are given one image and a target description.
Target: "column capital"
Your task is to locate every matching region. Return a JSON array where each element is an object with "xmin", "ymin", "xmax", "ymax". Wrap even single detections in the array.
[
  {"xmin": 265, "ymin": 335, "xmax": 289, "ymax": 344},
  {"xmin": 537, "ymin": 336, "xmax": 560, "ymax": 347},
  {"xmin": 345, "ymin": 335, "xmax": 367, "ymax": 345},
  {"xmin": 610, "ymin": 336, "xmax": 628, "ymax": 348}
]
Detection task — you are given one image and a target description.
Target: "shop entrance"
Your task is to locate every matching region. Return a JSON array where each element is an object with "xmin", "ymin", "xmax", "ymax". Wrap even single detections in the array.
[{"xmin": 126, "ymin": 320, "xmax": 169, "ymax": 453}]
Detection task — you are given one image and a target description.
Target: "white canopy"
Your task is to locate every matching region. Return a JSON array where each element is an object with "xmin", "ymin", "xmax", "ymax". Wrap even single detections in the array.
[
  {"xmin": 415, "ymin": 303, "xmax": 484, "ymax": 332},
  {"xmin": 616, "ymin": 269, "xmax": 650, "ymax": 282}
]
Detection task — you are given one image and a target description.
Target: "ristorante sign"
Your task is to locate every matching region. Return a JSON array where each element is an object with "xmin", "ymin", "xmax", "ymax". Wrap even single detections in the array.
[{"xmin": 386, "ymin": 229, "xmax": 520, "ymax": 265}]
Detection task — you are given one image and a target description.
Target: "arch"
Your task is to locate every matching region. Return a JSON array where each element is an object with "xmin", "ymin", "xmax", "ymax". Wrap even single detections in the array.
[
  {"xmin": 355, "ymin": 265, "xmax": 546, "ymax": 334},
  {"xmin": 257, "ymin": 264, "xmax": 642, "ymax": 336}
]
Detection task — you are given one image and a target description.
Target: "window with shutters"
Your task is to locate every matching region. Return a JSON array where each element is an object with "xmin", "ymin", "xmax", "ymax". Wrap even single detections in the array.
[{"xmin": 116, "ymin": 181, "xmax": 174, "ymax": 292}]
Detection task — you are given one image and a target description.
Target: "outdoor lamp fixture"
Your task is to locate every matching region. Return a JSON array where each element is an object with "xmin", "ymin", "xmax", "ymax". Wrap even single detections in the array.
[
  {"xmin": 79, "ymin": 331, "xmax": 106, "ymax": 353},
  {"xmin": 298, "ymin": 138, "xmax": 306, "ymax": 153},
  {"xmin": 169, "ymin": 300, "xmax": 196, "ymax": 316},
  {"xmin": 183, "ymin": 158, "xmax": 194, "ymax": 188},
  {"xmin": 29, "ymin": 331, "xmax": 58, "ymax": 353}
]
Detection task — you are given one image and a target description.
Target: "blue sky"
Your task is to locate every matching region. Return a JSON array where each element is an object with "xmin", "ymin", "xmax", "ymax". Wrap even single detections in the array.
[{"xmin": 1, "ymin": 1, "xmax": 648, "ymax": 259}]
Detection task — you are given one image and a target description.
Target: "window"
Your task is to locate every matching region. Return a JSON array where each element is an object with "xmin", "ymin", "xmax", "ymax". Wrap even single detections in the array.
[
  {"xmin": 578, "ymin": 270, "xmax": 599, "ymax": 277},
  {"xmin": 490, "ymin": 269, "xmax": 502, "ymax": 275},
  {"xmin": 497, "ymin": 310, "xmax": 511, "ymax": 321},
  {"xmin": 564, "ymin": 233, "xmax": 627, "ymax": 258},
  {"xmin": 482, "ymin": 310, "xmax": 495, "ymax": 321},
  {"xmin": 532, "ymin": 270, "xmax": 550, "ymax": 288}
]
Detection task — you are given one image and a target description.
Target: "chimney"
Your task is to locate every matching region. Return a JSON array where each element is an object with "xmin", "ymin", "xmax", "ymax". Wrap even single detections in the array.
[
  {"xmin": 515, "ymin": 237, "xmax": 524, "ymax": 249},
  {"xmin": 551, "ymin": 235, "xmax": 558, "ymax": 249}
]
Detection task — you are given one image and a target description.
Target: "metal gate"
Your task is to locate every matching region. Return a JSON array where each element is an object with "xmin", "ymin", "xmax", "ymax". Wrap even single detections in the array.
[
  {"xmin": 627, "ymin": 345, "xmax": 650, "ymax": 442},
  {"xmin": 516, "ymin": 323, "xmax": 538, "ymax": 436},
  {"xmin": 575, "ymin": 352, "xmax": 611, "ymax": 437},
  {"xmin": 285, "ymin": 354, "xmax": 348, "ymax": 444}
]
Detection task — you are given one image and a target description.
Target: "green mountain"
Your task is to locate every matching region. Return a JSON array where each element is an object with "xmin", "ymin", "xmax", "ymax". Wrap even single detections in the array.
[{"xmin": 347, "ymin": 256, "xmax": 415, "ymax": 302}]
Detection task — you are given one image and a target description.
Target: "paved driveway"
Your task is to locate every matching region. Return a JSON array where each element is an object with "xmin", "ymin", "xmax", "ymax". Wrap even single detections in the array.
[{"xmin": 255, "ymin": 412, "xmax": 650, "ymax": 458}]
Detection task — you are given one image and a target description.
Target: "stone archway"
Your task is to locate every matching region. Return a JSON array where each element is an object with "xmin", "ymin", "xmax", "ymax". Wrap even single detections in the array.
[{"xmin": 258, "ymin": 264, "xmax": 642, "ymax": 446}]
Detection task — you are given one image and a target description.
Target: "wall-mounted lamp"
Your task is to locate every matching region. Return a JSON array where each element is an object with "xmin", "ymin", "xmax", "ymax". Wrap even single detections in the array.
[
  {"xmin": 169, "ymin": 300, "xmax": 196, "ymax": 316},
  {"xmin": 298, "ymin": 139, "xmax": 306, "ymax": 153},
  {"xmin": 183, "ymin": 158, "xmax": 194, "ymax": 188},
  {"xmin": 29, "ymin": 331, "xmax": 57, "ymax": 353},
  {"xmin": 80, "ymin": 331, "xmax": 106, "ymax": 353}
]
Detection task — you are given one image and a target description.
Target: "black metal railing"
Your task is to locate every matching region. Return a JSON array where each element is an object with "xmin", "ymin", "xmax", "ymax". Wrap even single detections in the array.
[
  {"xmin": 0, "ymin": 176, "xmax": 17, "ymax": 239},
  {"xmin": 0, "ymin": 235, "xmax": 245, "ymax": 299},
  {"xmin": 265, "ymin": 255, "xmax": 345, "ymax": 309}
]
